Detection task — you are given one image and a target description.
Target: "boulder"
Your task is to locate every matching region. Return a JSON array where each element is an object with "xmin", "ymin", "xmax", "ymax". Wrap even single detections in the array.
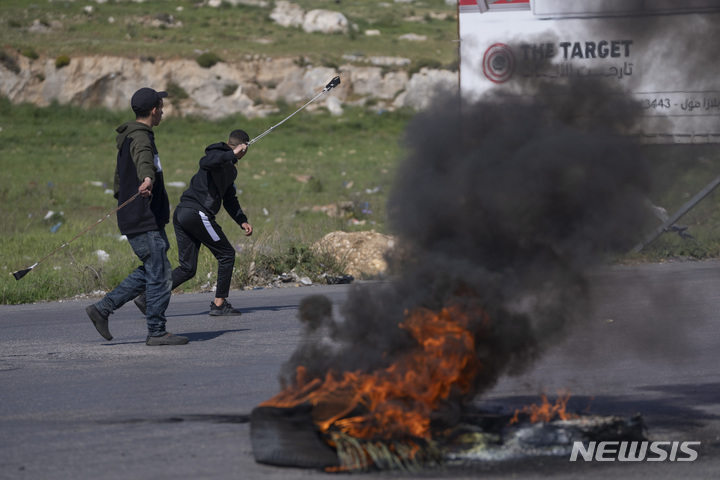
[
  {"xmin": 342, "ymin": 66, "xmax": 408, "ymax": 100},
  {"xmin": 393, "ymin": 67, "xmax": 458, "ymax": 110},
  {"xmin": 313, "ymin": 231, "xmax": 396, "ymax": 278},
  {"xmin": 270, "ymin": 1, "xmax": 304, "ymax": 28},
  {"xmin": 302, "ymin": 10, "xmax": 349, "ymax": 34}
]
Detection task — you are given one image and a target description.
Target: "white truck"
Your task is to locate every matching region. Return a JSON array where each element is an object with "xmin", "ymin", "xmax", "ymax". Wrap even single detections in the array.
[{"xmin": 458, "ymin": 0, "xmax": 720, "ymax": 144}]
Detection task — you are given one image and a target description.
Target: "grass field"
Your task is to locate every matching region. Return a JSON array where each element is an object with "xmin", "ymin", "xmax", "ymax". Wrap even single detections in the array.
[
  {"xmin": 4, "ymin": 95, "xmax": 720, "ymax": 305},
  {"xmin": 0, "ymin": 0, "xmax": 459, "ymax": 70},
  {"xmin": 0, "ymin": 97, "xmax": 414, "ymax": 304},
  {"xmin": 3, "ymin": 1, "xmax": 720, "ymax": 305},
  {"xmin": 0, "ymin": 0, "xmax": 447, "ymax": 304}
]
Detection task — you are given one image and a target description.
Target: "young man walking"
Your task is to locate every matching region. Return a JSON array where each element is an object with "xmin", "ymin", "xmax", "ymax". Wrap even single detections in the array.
[
  {"xmin": 86, "ymin": 87, "xmax": 188, "ymax": 346},
  {"xmin": 135, "ymin": 129, "xmax": 253, "ymax": 316}
]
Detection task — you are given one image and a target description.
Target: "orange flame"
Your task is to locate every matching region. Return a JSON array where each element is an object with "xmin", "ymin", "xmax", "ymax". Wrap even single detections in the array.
[
  {"xmin": 261, "ymin": 304, "xmax": 488, "ymax": 440},
  {"xmin": 509, "ymin": 392, "xmax": 577, "ymax": 424}
]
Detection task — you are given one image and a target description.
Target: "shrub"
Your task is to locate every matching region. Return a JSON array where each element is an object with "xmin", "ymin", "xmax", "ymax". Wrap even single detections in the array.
[
  {"xmin": 223, "ymin": 83, "xmax": 238, "ymax": 96},
  {"xmin": 408, "ymin": 58, "xmax": 443, "ymax": 76},
  {"xmin": 0, "ymin": 51, "xmax": 20, "ymax": 74},
  {"xmin": 55, "ymin": 54, "xmax": 70, "ymax": 69},
  {"xmin": 165, "ymin": 81, "xmax": 189, "ymax": 105},
  {"xmin": 22, "ymin": 48, "xmax": 39, "ymax": 60},
  {"xmin": 196, "ymin": 52, "xmax": 223, "ymax": 69},
  {"xmin": 252, "ymin": 243, "xmax": 346, "ymax": 282}
]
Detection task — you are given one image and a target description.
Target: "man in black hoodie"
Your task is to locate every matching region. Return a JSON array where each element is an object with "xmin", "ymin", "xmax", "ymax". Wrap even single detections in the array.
[
  {"xmin": 86, "ymin": 87, "xmax": 188, "ymax": 346},
  {"xmin": 135, "ymin": 129, "xmax": 253, "ymax": 316}
]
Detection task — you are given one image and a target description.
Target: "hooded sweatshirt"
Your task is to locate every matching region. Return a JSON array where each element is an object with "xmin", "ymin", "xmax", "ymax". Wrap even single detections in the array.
[
  {"xmin": 177, "ymin": 142, "xmax": 248, "ymax": 226},
  {"xmin": 114, "ymin": 121, "xmax": 170, "ymax": 235}
]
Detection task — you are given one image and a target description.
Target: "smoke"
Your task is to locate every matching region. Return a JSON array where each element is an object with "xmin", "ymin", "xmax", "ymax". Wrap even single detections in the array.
[{"xmin": 280, "ymin": 79, "xmax": 654, "ymax": 405}]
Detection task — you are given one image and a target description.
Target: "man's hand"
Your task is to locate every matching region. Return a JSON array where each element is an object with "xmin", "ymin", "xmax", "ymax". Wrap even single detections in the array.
[
  {"xmin": 241, "ymin": 222, "xmax": 253, "ymax": 236},
  {"xmin": 233, "ymin": 143, "xmax": 248, "ymax": 160},
  {"xmin": 138, "ymin": 177, "xmax": 153, "ymax": 197}
]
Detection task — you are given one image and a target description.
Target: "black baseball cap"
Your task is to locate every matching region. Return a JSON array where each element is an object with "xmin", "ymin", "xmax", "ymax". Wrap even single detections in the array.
[{"xmin": 131, "ymin": 87, "xmax": 168, "ymax": 113}]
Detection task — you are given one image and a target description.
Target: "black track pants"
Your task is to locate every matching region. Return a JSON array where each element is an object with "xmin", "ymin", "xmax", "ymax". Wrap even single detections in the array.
[{"xmin": 172, "ymin": 206, "xmax": 236, "ymax": 299}]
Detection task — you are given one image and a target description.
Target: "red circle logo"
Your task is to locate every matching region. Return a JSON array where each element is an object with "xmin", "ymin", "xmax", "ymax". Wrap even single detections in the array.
[{"xmin": 482, "ymin": 43, "xmax": 516, "ymax": 84}]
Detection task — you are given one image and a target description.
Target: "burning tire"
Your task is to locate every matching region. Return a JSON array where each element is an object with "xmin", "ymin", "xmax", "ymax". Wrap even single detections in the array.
[{"xmin": 250, "ymin": 403, "xmax": 340, "ymax": 469}]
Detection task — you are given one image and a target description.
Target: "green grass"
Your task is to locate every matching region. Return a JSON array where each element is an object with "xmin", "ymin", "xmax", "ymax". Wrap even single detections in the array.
[
  {"xmin": 0, "ymin": 97, "xmax": 413, "ymax": 304},
  {"xmin": 622, "ymin": 143, "xmax": 720, "ymax": 263},
  {"xmin": 4, "ymin": 1, "xmax": 720, "ymax": 304},
  {"xmin": 0, "ymin": 0, "xmax": 459, "ymax": 69},
  {"xmin": 3, "ymin": 98, "xmax": 720, "ymax": 303}
]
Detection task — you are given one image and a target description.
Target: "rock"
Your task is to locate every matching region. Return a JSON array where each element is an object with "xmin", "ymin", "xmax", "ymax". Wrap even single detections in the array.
[
  {"xmin": 222, "ymin": 0, "xmax": 270, "ymax": 6},
  {"xmin": 309, "ymin": 201, "xmax": 354, "ymax": 218},
  {"xmin": 302, "ymin": 10, "xmax": 349, "ymax": 34},
  {"xmin": 313, "ymin": 231, "xmax": 395, "ymax": 278},
  {"xmin": 0, "ymin": 50, "xmax": 455, "ymax": 118},
  {"xmin": 343, "ymin": 66, "xmax": 408, "ymax": 100},
  {"xmin": 272, "ymin": 66, "xmax": 344, "ymax": 104},
  {"xmin": 325, "ymin": 96, "xmax": 343, "ymax": 115},
  {"xmin": 270, "ymin": 1, "xmax": 304, "ymax": 28},
  {"xmin": 271, "ymin": 2, "xmax": 348, "ymax": 34},
  {"xmin": 393, "ymin": 68, "xmax": 457, "ymax": 110},
  {"xmin": 398, "ymin": 33, "xmax": 427, "ymax": 42}
]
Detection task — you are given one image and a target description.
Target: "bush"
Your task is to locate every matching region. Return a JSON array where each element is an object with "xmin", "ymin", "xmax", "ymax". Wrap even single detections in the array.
[
  {"xmin": 55, "ymin": 54, "xmax": 70, "ymax": 69},
  {"xmin": 0, "ymin": 51, "xmax": 20, "ymax": 74},
  {"xmin": 22, "ymin": 48, "xmax": 39, "ymax": 60},
  {"xmin": 252, "ymin": 243, "xmax": 346, "ymax": 282},
  {"xmin": 222, "ymin": 83, "xmax": 238, "ymax": 97},
  {"xmin": 196, "ymin": 52, "xmax": 223, "ymax": 69},
  {"xmin": 408, "ymin": 58, "xmax": 443, "ymax": 76},
  {"xmin": 165, "ymin": 81, "xmax": 189, "ymax": 103}
]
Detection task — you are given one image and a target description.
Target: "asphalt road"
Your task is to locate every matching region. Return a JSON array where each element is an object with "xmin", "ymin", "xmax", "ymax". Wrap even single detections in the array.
[{"xmin": 1, "ymin": 260, "xmax": 719, "ymax": 480}]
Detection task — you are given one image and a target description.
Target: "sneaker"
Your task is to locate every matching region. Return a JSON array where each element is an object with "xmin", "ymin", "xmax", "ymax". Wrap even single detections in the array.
[
  {"xmin": 134, "ymin": 293, "xmax": 147, "ymax": 316},
  {"xmin": 86, "ymin": 304, "xmax": 113, "ymax": 341},
  {"xmin": 145, "ymin": 332, "xmax": 189, "ymax": 346},
  {"xmin": 209, "ymin": 300, "xmax": 243, "ymax": 316}
]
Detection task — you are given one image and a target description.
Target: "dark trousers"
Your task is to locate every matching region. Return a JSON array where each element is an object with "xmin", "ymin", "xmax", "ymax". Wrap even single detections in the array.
[{"xmin": 172, "ymin": 206, "xmax": 236, "ymax": 299}]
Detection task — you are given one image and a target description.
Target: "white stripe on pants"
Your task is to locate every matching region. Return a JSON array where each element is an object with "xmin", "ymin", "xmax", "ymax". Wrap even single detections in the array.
[{"xmin": 199, "ymin": 211, "xmax": 221, "ymax": 242}]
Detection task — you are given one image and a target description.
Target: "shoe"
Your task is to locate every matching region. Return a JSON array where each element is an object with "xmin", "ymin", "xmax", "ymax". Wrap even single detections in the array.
[
  {"xmin": 134, "ymin": 293, "xmax": 147, "ymax": 316},
  {"xmin": 209, "ymin": 300, "xmax": 243, "ymax": 316},
  {"xmin": 145, "ymin": 332, "xmax": 189, "ymax": 346},
  {"xmin": 86, "ymin": 304, "xmax": 113, "ymax": 341}
]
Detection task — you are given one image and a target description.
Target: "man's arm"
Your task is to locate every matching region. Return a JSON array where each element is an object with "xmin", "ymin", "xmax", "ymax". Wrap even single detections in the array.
[
  {"xmin": 222, "ymin": 185, "xmax": 250, "ymax": 232},
  {"xmin": 199, "ymin": 147, "xmax": 236, "ymax": 170},
  {"xmin": 128, "ymin": 132, "xmax": 156, "ymax": 193}
]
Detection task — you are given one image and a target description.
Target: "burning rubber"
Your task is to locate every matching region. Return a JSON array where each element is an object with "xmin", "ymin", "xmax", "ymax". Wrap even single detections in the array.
[
  {"xmin": 249, "ymin": 399, "xmax": 648, "ymax": 472},
  {"xmin": 249, "ymin": 60, "xmax": 658, "ymax": 471}
]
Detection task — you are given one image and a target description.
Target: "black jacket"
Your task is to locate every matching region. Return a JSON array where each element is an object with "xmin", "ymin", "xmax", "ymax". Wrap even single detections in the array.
[
  {"xmin": 177, "ymin": 142, "xmax": 248, "ymax": 226},
  {"xmin": 114, "ymin": 122, "xmax": 170, "ymax": 235}
]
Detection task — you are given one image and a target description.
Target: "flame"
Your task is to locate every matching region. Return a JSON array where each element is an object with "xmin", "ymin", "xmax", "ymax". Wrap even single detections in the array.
[
  {"xmin": 261, "ymin": 304, "xmax": 488, "ymax": 441},
  {"xmin": 509, "ymin": 392, "xmax": 578, "ymax": 424}
]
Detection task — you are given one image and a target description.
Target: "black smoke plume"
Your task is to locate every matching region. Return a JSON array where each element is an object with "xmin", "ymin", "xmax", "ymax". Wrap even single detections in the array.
[{"xmin": 280, "ymin": 79, "xmax": 654, "ymax": 408}]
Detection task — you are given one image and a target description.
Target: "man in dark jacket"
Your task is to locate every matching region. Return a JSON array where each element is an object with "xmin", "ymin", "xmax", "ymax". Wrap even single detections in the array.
[
  {"xmin": 135, "ymin": 129, "xmax": 253, "ymax": 316},
  {"xmin": 86, "ymin": 87, "xmax": 188, "ymax": 346}
]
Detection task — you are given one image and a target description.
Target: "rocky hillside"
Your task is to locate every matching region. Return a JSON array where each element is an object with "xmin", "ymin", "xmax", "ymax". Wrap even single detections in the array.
[
  {"xmin": 0, "ymin": 54, "xmax": 457, "ymax": 119},
  {"xmin": 0, "ymin": 0, "xmax": 459, "ymax": 119}
]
